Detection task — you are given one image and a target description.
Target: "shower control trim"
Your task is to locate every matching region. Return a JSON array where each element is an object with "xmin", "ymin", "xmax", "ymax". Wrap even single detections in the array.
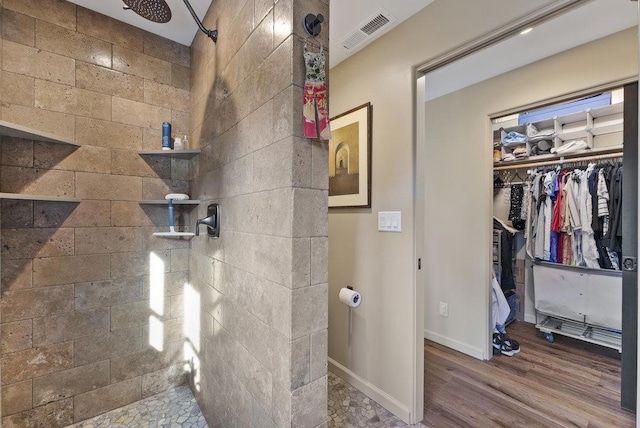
[{"xmin": 195, "ymin": 204, "xmax": 220, "ymax": 238}]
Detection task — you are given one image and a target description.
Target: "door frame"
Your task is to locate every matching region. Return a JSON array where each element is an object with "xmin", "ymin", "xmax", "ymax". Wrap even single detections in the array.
[{"xmin": 412, "ymin": 1, "xmax": 640, "ymax": 424}]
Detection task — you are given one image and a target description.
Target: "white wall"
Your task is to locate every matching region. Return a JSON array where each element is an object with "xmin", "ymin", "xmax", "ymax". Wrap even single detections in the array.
[
  {"xmin": 423, "ymin": 28, "xmax": 638, "ymax": 359},
  {"xmin": 328, "ymin": 0, "xmax": 556, "ymax": 423}
]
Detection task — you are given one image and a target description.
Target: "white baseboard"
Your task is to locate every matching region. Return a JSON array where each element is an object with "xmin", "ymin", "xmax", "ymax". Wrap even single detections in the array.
[
  {"xmin": 328, "ymin": 358, "xmax": 411, "ymax": 423},
  {"xmin": 423, "ymin": 329, "xmax": 485, "ymax": 360}
]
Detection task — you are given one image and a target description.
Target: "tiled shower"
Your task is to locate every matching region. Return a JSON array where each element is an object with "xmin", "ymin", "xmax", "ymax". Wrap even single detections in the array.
[{"xmin": 0, "ymin": 0, "xmax": 329, "ymax": 426}]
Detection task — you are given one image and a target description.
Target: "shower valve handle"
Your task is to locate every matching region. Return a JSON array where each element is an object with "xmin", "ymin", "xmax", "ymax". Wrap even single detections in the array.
[{"xmin": 195, "ymin": 204, "xmax": 220, "ymax": 237}]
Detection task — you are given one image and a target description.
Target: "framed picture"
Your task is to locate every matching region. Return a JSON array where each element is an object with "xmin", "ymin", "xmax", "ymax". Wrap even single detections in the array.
[{"xmin": 328, "ymin": 102, "xmax": 372, "ymax": 208}]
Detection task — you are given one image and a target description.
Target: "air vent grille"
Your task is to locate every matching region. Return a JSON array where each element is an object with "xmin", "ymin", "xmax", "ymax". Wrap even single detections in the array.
[
  {"xmin": 361, "ymin": 14, "xmax": 390, "ymax": 35},
  {"xmin": 339, "ymin": 9, "xmax": 397, "ymax": 51},
  {"xmin": 342, "ymin": 32, "xmax": 368, "ymax": 50}
]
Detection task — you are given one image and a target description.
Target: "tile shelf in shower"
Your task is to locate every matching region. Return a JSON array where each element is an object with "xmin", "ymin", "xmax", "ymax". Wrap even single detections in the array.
[
  {"xmin": 138, "ymin": 149, "xmax": 200, "ymax": 157},
  {"xmin": 0, "ymin": 193, "xmax": 80, "ymax": 202},
  {"xmin": 0, "ymin": 120, "xmax": 80, "ymax": 146},
  {"xmin": 152, "ymin": 231, "xmax": 196, "ymax": 238}
]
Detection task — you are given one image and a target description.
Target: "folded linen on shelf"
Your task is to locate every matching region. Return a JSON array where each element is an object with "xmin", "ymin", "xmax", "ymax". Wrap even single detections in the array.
[
  {"xmin": 502, "ymin": 131, "xmax": 527, "ymax": 147},
  {"xmin": 526, "ymin": 123, "xmax": 556, "ymax": 142},
  {"xmin": 513, "ymin": 147, "xmax": 528, "ymax": 159},
  {"xmin": 551, "ymin": 139, "xmax": 588, "ymax": 155}
]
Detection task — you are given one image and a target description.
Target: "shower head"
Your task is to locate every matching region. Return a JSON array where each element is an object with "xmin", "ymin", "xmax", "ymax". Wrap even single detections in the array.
[
  {"xmin": 122, "ymin": 0, "xmax": 218, "ymax": 44},
  {"xmin": 122, "ymin": 0, "xmax": 172, "ymax": 23}
]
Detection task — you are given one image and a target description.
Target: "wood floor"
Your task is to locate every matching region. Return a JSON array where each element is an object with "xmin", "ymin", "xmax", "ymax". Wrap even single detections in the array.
[{"xmin": 423, "ymin": 322, "xmax": 635, "ymax": 427}]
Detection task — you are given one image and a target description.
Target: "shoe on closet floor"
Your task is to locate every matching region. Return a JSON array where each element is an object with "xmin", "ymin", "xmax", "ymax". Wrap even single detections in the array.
[
  {"xmin": 492, "ymin": 332, "xmax": 504, "ymax": 350},
  {"xmin": 499, "ymin": 337, "xmax": 520, "ymax": 356},
  {"xmin": 492, "ymin": 332, "xmax": 521, "ymax": 357}
]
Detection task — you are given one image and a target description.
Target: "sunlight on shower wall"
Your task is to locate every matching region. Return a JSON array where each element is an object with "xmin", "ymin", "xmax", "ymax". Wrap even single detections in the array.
[
  {"xmin": 149, "ymin": 252, "xmax": 167, "ymax": 352},
  {"xmin": 183, "ymin": 282, "xmax": 201, "ymax": 392}
]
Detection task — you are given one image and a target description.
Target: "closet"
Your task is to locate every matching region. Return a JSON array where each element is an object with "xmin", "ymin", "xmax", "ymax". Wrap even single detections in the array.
[{"xmin": 491, "ymin": 85, "xmax": 634, "ymax": 355}]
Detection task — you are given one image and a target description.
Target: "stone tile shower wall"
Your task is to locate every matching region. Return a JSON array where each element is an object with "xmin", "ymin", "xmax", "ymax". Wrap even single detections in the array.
[
  {"xmin": 0, "ymin": 0, "xmax": 192, "ymax": 425},
  {"xmin": 189, "ymin": 0, "xmax": 330, "ymax": 426}
]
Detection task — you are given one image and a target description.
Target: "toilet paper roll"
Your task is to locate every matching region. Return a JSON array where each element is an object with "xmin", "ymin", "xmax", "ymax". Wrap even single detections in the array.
[{"xmin": 339, "ymin": 287, "xmax": 361, "ymax": 308}]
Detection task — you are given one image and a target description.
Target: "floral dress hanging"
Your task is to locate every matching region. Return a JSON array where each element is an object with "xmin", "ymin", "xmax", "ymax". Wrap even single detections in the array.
[{"xmin": 303, "ymin": 42, "xmax": 331, "ymax": 140}]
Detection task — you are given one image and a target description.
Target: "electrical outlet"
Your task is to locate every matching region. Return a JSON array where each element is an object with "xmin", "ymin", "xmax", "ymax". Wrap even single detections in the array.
[{"xmin": 439, "ymin": 302, "xmax": 448, "ymax": 317}]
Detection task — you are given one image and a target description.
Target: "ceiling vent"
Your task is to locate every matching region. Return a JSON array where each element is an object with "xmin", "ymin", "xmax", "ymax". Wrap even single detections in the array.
[{"xmin": 340, "ymin": 8, "xmax": 397, "ymax": 51}]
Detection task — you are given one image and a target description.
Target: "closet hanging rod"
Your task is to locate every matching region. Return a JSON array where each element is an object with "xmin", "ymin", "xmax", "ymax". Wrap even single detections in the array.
[
  {"xmin": 494, "ymin": 182, "xmax": 527, "ymax": 187},
  {"xmin": 494, "ymin": 151, "xmax": 623, "ymax": 171}
]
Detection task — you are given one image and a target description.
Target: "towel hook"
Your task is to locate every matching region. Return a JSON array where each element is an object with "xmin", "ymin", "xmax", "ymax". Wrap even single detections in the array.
[{"xmin": 303, "ymin": 13, "xmax": 324, "ymax": 37}]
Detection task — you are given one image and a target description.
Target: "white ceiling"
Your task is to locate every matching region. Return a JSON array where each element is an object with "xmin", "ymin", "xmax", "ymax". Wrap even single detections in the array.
[
  {"xmin": 328, "ymin": 0, "xmax": 434, "ymax": 67},
  {"xmin": 67, "ymin": 0, "xmax": 213, "ymax": 46},
  {"xmin": 425, "ymin": 0, "xmax": 638, "ymax": 101},
  {"xmin": 68, "ymin": 0, "xmax": 432, "ymax": 65},
  {"xmin": 67, "ymin": 0, "xmax": 630, "ymax": 82}
]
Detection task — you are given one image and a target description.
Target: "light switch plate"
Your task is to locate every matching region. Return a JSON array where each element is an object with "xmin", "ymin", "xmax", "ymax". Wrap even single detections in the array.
[{"xmin": 378, "ymin": 211, "xmax": 401, "ymax": 232}]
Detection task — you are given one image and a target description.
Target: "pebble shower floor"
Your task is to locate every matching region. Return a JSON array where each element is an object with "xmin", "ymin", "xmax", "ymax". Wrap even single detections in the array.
[
  {"xmin": 66, "ymin": 385, "xmax": 207, "ymax": 427},
  {"xmin": 64, "ymin": 373, "xmax": 423, "ymax": 427}
]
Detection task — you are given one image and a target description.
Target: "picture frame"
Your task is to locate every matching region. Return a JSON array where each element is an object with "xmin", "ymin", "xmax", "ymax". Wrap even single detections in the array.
[{"xmin": 328, "ymin": 102, "xmax": 372, "ymax": 208}]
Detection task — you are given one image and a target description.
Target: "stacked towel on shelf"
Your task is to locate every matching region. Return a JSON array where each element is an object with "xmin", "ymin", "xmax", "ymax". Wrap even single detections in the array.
[{"xmin": 513, "ymin": 147, "xmax": 528, "ymax": 159}]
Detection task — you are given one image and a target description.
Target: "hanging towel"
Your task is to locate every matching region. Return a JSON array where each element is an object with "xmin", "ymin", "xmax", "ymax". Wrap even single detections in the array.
[{"xmin": 302, "ymin": 42, "xmax": 331, "ymax": 140}]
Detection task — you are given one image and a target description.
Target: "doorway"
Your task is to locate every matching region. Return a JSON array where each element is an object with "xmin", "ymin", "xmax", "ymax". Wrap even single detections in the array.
[{"xmin": 416, "ymin": 0, "xmax": 638, "ymax": 421}]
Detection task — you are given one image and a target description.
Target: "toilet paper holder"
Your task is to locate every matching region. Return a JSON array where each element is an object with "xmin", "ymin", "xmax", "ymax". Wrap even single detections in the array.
[
  {"xmin": 349, "ymin": 287, "xmax": 360, "ymax": 305},
  {"xmin": 340, "ymin": 286, "xmax": 361, "ymax": 307}
]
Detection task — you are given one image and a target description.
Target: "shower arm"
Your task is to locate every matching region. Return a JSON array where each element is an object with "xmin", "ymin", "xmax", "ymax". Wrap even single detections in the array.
[{"xmin": 182, "ymin": 0, "xmax": 218, "ymax": 43}]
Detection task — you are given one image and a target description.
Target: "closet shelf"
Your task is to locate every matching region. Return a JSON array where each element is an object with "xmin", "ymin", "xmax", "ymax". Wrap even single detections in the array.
[
  {"xmin": 0, "ymin": 193, "xmax": 80, "ymax": 202},
  {"xmin": 590, "ymin": 102, "xmax": 623, "ymax": 118},
  {"xmin": 138, "ymin": 149, "xmax": 200, "ymax": 157},
  {"xmin": 493, "ymin": 146, "xmax": 623, "ymax": 170},
  {"xmin": 535, "ymin": 118, "xmax": 555, "ymax": 130},
  {"xmin": 592, "ymin": 123, "xmax": 623, "ymax": 136},
  {"xmin": 495, "ymin": 99, "xmax": 625, "ymax": 164},
  {"xmin": 556, "ymin": 110, "xmax": 588, "ymax": 125},
  {"xmin": 138, "ymin": 200, "xmax": 201, "ymax": 205},
  {"xmin": 558, "ymin": 129, "xmax": 589, "ymax": 141},
  {"xmin": 0, "ymin": 120, "xmax": 80, "ymax": 146}
]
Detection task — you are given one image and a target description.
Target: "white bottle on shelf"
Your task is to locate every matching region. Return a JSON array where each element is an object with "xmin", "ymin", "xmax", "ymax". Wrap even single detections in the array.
[{"xmin": 173, "ymin": 137, "xmax": 184, "ymax": 151}]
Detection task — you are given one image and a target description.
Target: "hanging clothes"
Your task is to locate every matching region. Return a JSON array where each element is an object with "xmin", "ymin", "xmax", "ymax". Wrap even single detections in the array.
[
  {"xmin": 590, "ymin": 166, "xmax": 613, "ymax": 270},
  {"xmin": 525, "ymin": 174, "xmax": 542, "ymax": 259},
  {"xmin": 606, "ymin": 163, "xmax": 623, "ymax": 254},
  {"xmin": 522, "ymin": 160, "xmax": 621, "ymax": 270},
  {"xmin": 559, "ymin": 172, "xmax": 574, "ymax": 265},
  {"xmin": 578, "ymin": 164, "xmax": 600, "ymax": 269},
  {"xmin": 534, "ymin": 171, "xmax": 553, "ymax": 261},
  {"xmin": 492, "ymin": 274, "xmax": 511, "ymax": 331},
  {"xmin": 549, "ymin": 172, "xmax": 560, "ymax": 263},
  {"xmin": 302, "ymin": 42, "xmax": 331, "ymax": 140},
  {"xmin": 567, "ymin": 171, "xmax": 584, "ymax": 265},
  {"xmin": 551, "ymin": 170, "xmax": 568, "ymax": 263},
  {"xmin": 493, "ymin": 218, "xmax": 516, "ymax": 292},
  {"xmin": 520, "ymin": 182, "xmax": 531, "ymax": 227},
  {"xmin": 597, "ymin": 169, "xmax": 619, "ymax": 269},
  {"xmin": 508, "ymin": 183, "xmax": 525, "ymax": 230}
]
